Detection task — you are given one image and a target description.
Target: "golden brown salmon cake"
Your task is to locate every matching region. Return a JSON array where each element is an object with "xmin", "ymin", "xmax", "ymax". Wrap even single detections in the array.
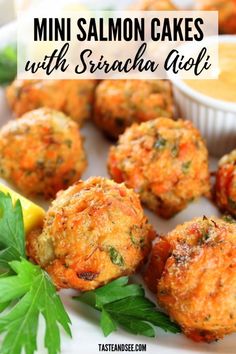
[
  {"xmin": 132, "ymin": 0, "xmax": 177, "ymax": 10},
  {"xmin": 108, "ymin": 118, "xmax": 210, "ymax": 218},
  {"xmin": 0, "ymin": 108, "xmax": 87, "ymax": 199},
  {"xmin": 6, "ymin": 79, "xmax": 97, "ymax": 125},
  {"xmin": 144, "ymin": 216, "xmax": 236, "ymax": 342},
  {"xmin": 93, "ymin": 80, "xmax": 173, "ymax": 139},
  {"xmin": 26, "ymin": 177, "xmax": 155, "ymax": 291},
  {"xmin": 215, "ymin": 149, "xmax": 236, "ymax": 217}
]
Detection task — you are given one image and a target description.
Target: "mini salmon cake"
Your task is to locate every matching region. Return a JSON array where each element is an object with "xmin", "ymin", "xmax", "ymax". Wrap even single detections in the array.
[
  {"xmin": 0, "ymin": 108, "xmax": 87, "ymax": 199},
  {"xmin": 108, "ymin": 118, "xmax": 210, "ymax": 218},
  {"xmin": 195, "ymin": 0, "xmax": 236, "ymax": 34},
  {"xmin": 93, "ymin": 80, "xmax": 173, "ymax": 139},
  {"xmin": 133, "ymin": 0, "xmax": 177, "ymax": 10},
  {"xmin": 26, "ymin": 177, "xmax": 155, "ymax": 291},
  {"xmin": 144, "ymin": 216, "xmax": 236, "ymax": 342},
  {"xmin": 6, "ymin": 79, "xmax": 97, "ymax": 125},
  {"xmin": 215, "ymin": 149, "xmax": 236, "ymax": 217}
]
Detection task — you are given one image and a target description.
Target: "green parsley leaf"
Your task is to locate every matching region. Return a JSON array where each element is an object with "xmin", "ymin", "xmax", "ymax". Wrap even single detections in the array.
[
  {"xmin": 0, "ymin": 246, "xmax": 20, "ymax": 270},
  {"xmin": 0, "ymin": 301, "xmax": 10, "ymax": 313},
  {"xmin": 112, "ymin": 314, "xmax": 155, "ymax": 337},
  {"xmin": 100, "ymin": 309, "xmax": 117, "ymax": 337},
  {"xmin": 0, "ymin": 44, "xmax": 17, "ymax": 85},
  {"xmin": 0, "ymin": 259, "xmax": 71, "ymax": 354},
  {"xmin": 104, "ymin": 296, "xmax": 180, "ymax": 333},
  {"xmin": 79, "ymin": 276, "xmax": 144, "ymax": 309},
  {"xmin": 0, "ymin": 192, "xmax": 25, "ymax": 262},
  {"xmin": 0, "ymin": 192, "xmax": 72, "ymax": 354},
  {"xmin": 74, "ymin": 276, "xmax": 180, "ymax": 337}
]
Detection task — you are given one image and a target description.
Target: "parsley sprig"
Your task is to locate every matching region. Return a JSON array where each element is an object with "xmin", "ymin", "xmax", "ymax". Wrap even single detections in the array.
[
  {"xmin": 74, "ymin": 277, "xmax": 180, "ymax": 337},
  {"xmin": 0, "ymin": 192, "xmax": 71, "ymax": 354},
  {"xmin": 0, "ymin": 191, "xmax": 180, "ymax": 352}
]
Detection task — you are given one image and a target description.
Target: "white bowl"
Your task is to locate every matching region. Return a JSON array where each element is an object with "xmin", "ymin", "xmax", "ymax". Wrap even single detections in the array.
[{"xmin": 169, "ymin": 35, "xmax": 236, "ymax": 157}]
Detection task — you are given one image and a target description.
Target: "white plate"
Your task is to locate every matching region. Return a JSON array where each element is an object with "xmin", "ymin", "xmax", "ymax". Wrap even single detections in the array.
[{"xmin": 0, "ymin": 6, "xmax": 235, "ymax": 354}]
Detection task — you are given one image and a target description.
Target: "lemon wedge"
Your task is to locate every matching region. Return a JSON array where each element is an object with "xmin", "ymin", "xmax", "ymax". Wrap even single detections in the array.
[{"xmin": 0, "ymin": 183, "xmax": 45, "ymax": 234}]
